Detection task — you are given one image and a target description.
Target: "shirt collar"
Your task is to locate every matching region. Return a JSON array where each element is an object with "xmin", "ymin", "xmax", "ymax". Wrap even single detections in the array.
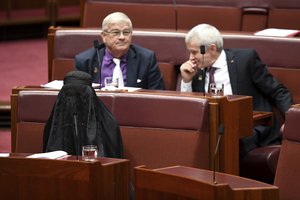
[
  {"xmin": 103, "ymin": 48, "xmax": 127, "ymax": 63},
  {"xmin": 212, "ymin": 50, "xmax": 226, "ymax": 69}
]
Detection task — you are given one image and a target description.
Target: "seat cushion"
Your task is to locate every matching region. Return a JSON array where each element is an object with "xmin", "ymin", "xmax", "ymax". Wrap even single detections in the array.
[{"xmin": 240, "ymin": 145, "xmax": 281, "ymax": 184}]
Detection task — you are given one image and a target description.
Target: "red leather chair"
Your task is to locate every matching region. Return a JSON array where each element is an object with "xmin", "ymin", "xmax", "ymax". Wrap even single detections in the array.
[{"xmin": 274, "ymin": 105, "xmax": 300, "ymax": 200}]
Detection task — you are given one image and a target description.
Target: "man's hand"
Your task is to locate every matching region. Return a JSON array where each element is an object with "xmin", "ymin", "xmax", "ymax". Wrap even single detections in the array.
[{"xmin": 180, "ymin": 60, "xmax": 198, "ymax": 83}]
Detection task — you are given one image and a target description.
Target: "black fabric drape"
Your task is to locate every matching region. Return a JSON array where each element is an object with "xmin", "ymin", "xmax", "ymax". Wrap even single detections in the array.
[{"xmin": 43, "ymin": 71, "xmax": 123, "ymax": 158}]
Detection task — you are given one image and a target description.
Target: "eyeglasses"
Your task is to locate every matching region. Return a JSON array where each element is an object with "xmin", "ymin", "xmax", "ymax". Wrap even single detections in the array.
[{"xmin": 104, "ymin": 29, "xmax": 132, "ymax": 37}]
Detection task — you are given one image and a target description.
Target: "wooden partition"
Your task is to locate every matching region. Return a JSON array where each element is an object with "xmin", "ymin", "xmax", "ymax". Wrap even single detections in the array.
[
  {"xmin": 0, "ymin": 154, "xmax": 130, "ymax": 200},
  {"xmin": 134, "ymin": 165, "xmax": 278, "ymax": 200}
]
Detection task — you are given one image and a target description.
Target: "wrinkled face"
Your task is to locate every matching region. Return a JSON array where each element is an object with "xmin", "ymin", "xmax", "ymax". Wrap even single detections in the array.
[
  {"xmin": 186, "ymin": 38, "xmax": 217, "ymax": 69},
  {"xmin": 101, "ymin": 22, "xmax": 132, "ymax": 58}
]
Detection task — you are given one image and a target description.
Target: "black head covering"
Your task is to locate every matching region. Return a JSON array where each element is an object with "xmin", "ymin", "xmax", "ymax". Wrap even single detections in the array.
[
  {"xmin": 63, "ymin": 70, "xmax": 93, "ymax": 86},
  {"xmin": 43, "ymin": 71, "xmax": 123, "ymax": 158}
]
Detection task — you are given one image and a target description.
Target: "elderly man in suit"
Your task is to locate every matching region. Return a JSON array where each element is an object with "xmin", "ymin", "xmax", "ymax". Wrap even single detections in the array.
[
  {"xmin": 74, "ymin": 12, "xmax": 164, "ymax": 90},
  {"xmin": 180, "ymin": 23, "xmax": 293, "ymax": 158}
]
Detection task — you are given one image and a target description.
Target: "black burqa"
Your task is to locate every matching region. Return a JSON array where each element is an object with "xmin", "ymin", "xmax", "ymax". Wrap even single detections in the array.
[{"xmin": 43, "ymin": 71, "xmax": 123, "ymax": 158}]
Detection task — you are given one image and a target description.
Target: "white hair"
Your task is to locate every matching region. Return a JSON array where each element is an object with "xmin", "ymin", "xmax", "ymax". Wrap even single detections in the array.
[
  {"xmin": 185, "ymin": 24, "xmax": 223, "ymax": 52},
  {"xmin": 102, "ymin": 12, "xmax": 132, "ymax": 31}
]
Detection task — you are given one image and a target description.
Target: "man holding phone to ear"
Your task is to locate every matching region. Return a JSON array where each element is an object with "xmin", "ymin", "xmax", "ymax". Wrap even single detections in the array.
[{"xmin": 180, "ymin": 23, "xmax": 293, "ymax": 159}]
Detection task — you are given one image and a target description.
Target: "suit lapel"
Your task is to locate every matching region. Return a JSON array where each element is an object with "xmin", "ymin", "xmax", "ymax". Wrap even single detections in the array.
[
  {"xmin": 225, "ymin": 49, "xmax": 238, "ymax": 94},
  {"xmin": 125, "ymin": 47, "xmax": 139, "ymax": 86},
  {"xmin": 91, "ymin": 47, "xmax": 104, "ymax": 83}
]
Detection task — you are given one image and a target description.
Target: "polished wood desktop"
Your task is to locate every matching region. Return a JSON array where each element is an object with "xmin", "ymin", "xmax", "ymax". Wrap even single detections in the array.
[
  {"xmin": 134, "ymin": 165, "xmax": 279, "ymax": 200},
  {"xmin": 0, "ymin": 154, "xmax": 130, "ymax": 200}
]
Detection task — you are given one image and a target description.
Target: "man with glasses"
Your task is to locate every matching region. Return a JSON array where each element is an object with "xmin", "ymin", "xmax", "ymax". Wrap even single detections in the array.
[{"xmin": 74, "ymin": 12, "xmax": 165, "ymax": 90}]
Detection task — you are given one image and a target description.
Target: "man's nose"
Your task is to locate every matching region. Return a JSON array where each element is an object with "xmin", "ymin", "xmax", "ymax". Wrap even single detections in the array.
[
  {"xmin": 189, "ymin": 54, "xmax": 195, "ymax": 60},
  {"xmin": 118, "ymin": 32, "xmax": 125, "ymax": 38}
]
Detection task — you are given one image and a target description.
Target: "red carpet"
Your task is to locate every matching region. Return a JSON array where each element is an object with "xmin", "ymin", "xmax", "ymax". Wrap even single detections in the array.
[{"xmin": 0, "ymin": 38, "xmax": 48, "ymax": 102}]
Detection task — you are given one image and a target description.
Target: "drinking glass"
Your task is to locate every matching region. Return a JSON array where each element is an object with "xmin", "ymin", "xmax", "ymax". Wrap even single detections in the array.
[
  {"xmin": 82, "ymin": 145, "xmax": 98, "ymax": 161},
  {"xmin": 209, "ymin": 83, "xmax": 224, "ymax": 97}
]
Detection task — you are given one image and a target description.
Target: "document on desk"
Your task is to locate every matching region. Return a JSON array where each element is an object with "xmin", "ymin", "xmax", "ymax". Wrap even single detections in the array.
[
  {"xmin": 100, "ymin": 86, "xmax": 141, "ymax": 92},
  {"xmin": 254, "ymin": 28, "xmax": 300, "ymax": 37},
  {"xmin": 41, "ymin": 80, "xmax": 100, "ymax": 89},
  {"xmin": 27, "ymin": 150, "xmax": 68, "ymax": 159},
  {"xmin": 0, "ymin": 153, "xmax": 9, "ymax": 157}
]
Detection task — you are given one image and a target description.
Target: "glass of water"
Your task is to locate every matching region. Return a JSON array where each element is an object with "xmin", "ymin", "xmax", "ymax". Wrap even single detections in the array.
[
  {"xmin": 82, "ymin": 145, "xmax": 98, "ymax": 161},
  {"xmin": 209, "ymin": 83, "xmax": 224, "ymax": 97}
]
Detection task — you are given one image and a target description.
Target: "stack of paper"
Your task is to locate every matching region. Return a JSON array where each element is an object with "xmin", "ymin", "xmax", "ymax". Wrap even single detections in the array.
[
  {"xmin": 254, "ymin": 28, "xmax": 300, "ymax": 37},
  {"xmin": 27, "ymin": 150, "xmax": 68, "ymax": 159},
  {"xmin": 41, "ymin": 80, "xmax": 100, "ymax": 89}
]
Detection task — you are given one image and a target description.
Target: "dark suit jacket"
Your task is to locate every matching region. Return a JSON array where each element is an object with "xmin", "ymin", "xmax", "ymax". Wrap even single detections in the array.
[
  {"xmin": 74, "ymin": 43, "xmax": 165, "ymax": 90},
  {"xmin": 192, "ymin": 48, "xmax": 293, "ymax": 148}
]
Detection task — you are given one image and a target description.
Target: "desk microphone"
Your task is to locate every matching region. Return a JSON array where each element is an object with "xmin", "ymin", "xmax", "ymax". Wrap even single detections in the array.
[
  {"xmin": 213, "ymin": 123, "xmax": 224, "ymax": 184},
  {"xmin": 93, "ymin": 40, "xmax": 101, "ymax": 64},
  {"xmin": 73, "ymin": 113, "xmax": 80, "ymax": 160}
]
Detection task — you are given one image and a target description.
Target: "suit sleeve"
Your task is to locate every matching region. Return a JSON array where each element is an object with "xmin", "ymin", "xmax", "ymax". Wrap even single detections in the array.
[
  {"xmin": 250, "ymin": 49, "xmax": 293, "ymax": 117},
  {"xmin": 74, "ymin": 48, "xmax": 96, "ymax": 75},
  {"xmin": 147, "ymin": 52, "xmax": 165, "ymax": 90}
]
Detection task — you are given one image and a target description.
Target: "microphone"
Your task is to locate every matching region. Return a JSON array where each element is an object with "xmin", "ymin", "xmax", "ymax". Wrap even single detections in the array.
[
  {"xmin": 93, "ymin": 40, "xmax": 101, "ymax": 63},
  {"xmin": 200, "ymin": 45, "xmax": 205, "ymax": 66},
  {"xmin": 73, "ymin": 113, "xmax": 79, "ymax": 160},
  {"xmin": 213, "ymin": 123, "xmax": 224, "ymax": 184},
  {"xmin": 93, "ymin": 40, "xmax": 102, "ymax": 86}
]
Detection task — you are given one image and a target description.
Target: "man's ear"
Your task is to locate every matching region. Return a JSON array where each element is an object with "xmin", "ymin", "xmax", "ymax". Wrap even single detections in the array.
[
  {"xmin": 210, "ymin": 44, "xmax": 217, "ymax": 52},
  {"xmin": 101, "ymin": 32, "xmax": 106, "ymax": 43}
]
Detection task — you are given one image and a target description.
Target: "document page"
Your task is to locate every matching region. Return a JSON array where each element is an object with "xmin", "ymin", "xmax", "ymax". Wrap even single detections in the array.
[
  {"xmin": 27, "ymin": 150, "xmax": 68, "ymax": 159},
  {"xmin": 255, "ymin": 28, "xmax": 300, "ymax": 37}
]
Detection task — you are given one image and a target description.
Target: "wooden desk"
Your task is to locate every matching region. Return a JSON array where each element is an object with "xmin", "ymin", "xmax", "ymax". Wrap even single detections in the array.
[
  {"xmin": 0, "ymin": 154, "xmax": 130, "ymax": 200},
  {"xmin": 253, "ymin": 111, "xmax": 273, "ymax": 126},
  {"xmin": 135, "ymin": 165, "xmax": 279, "ymax": 200}
]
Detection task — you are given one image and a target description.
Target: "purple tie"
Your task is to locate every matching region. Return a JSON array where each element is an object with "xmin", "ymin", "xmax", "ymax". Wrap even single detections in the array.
[
  {"xmin": 209, "ymin": 67, "xmax": 216, "ymax": 85},
  {"xmin": 208, "ymin": 67, "xmax": 216, "ymax": 93}
]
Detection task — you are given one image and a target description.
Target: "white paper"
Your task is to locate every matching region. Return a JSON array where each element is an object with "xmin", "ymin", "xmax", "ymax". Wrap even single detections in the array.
[
  {"xmin": 41, "ymin": 80, "xmax": 100, "ymax": 89},
  {"xmin": 27, "ymin": 150, "xmax": 68, "ymax": 159},
  {"xmin": 41, "ymin": 80, "xmax": 63, "ymax": 89},
  {"xmin": 254, "ymin": 28, "xmax": 300, "ymax": 37},
  {"xmin": 100, "ymin": 86, "xmax": 141, "ymax": 92},
  {"xmin": 0, "ymin": 153, "xmax": 9, "ymax": 157}
]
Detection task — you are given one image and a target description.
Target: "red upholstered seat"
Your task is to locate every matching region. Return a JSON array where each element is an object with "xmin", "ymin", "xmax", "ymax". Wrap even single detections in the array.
[
  {"xmin": 274, "ymin": 105, "xmax": 300, "ymax": 200},
  {"xmin": 13, "ymin": 90, "xmax": 210, "ymax": 180}
]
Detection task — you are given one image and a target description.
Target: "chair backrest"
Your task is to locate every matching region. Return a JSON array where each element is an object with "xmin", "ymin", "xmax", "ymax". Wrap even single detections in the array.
[
  {"xmin": 50, "ymin": 0, "xmax": 80, "ymax": 26},
  {"xmin": 80, "ymin": 0, "xmax": 176, "ymax": 30},
  {"xmin": 48, "ymin": 27, "xmax": 300, "ymax": 103},
  {"xmin": 0, "ymin": 0, "xmax": 9, "ymax": 21},
  {"xmin": 7, "ymin": 0, "xmax": 50, "ymax": 21},
  {"xmin": 13, "ymin": 90, "xmax": 210, "ymax": 178},
  {"xmin": 267, "ymin": 0, "xmax": 300, "ymax": 30},
  {"xmin": 48, "ymin": 28, "xmax": 188, "ymax": 90},
  {"xmin": 274, "ymin": 104, "xmax": 300, "ymax": 200},
  {"xmin": 176, "ymin": 5, "xmax": 241, "ymax": 31}
]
